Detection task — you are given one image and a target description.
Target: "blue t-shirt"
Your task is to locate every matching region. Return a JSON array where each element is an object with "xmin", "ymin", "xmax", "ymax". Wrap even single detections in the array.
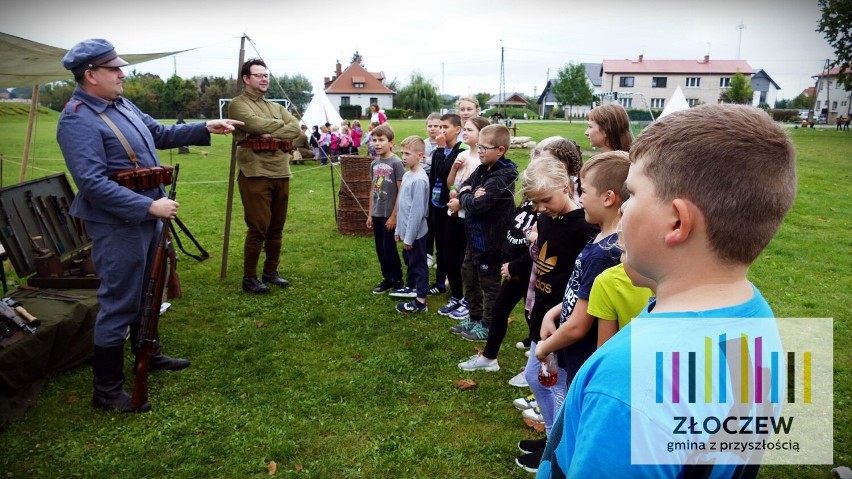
[{"xmin": 537, "ymin": 284, "xmax": 776, "ymax": 479}]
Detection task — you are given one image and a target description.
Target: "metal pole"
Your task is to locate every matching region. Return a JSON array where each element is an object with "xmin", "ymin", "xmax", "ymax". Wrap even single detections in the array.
[
  {"xmin": 220, "ymin": 36, "xmax": 245, "ymax": 279},
  {"xmin": 20, "ymin": 86, "xmax": 39, "ymax": 183}
]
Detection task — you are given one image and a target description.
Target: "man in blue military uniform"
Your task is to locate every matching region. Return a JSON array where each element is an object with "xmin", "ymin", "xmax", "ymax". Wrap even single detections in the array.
[{"xmin": 56, "ymin": 39, "xmax": 242, "ymax": 413}]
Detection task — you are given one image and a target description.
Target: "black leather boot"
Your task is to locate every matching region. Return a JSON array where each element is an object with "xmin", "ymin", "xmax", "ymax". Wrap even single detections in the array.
[
  {"xmin": 131, "ymin": 326, "xmax": 191, "ymax": 371},
  {"xmin": 92, "ymin": 344, "xmax": 151, "ymax": 413}
]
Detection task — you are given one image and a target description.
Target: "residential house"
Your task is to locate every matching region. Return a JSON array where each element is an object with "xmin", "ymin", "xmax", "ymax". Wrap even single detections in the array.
[
  {"xmin": 485, "ymin": 92, "xmax": 530, "ymax": 109},
  {"xmin": 750, "ymin": 69, "xmax": 781, "ymax": 107},
  {"xmin": 811, "ymin": 65, "xmax": 852, "ymax": 123},
  {"xmin": 537, "ymin": 63, "xmax": 601, "ymax": 118},
  {"xmin": 601, "ymin": 55, "xmax": 755, "ymax": 111},
  {"xmin": 324, "ymin": 57, "xmax": 394, "ymax": 117}
]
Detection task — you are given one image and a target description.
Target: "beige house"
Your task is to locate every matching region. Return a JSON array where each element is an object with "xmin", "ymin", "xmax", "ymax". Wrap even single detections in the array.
[
  {"xmin": 811, "ymin": 66, "xmax": 852, "ymax": 123},
  {"xmin": 323, "ymin": 58, "xmax": 394, "ymax": 116},
  {"xmin": 601, "ymin": 55, "xmax": 754, "ymax": 111}
]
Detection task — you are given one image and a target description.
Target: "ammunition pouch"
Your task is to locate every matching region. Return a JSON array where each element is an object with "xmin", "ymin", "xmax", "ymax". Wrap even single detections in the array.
[
  {"xmin": 238, "ymin": 137, "xmax": 293, "ymax": 153},
  {"xmin": 110, "ymin": 165, "xmax": 174, "ymax": 191}
]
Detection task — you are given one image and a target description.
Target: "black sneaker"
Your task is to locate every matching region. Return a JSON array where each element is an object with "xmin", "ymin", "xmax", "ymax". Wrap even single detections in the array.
[
  {"xmin": 428, "ymin": 282, "xmax": 446, "ymax": 295},
  {"xmin": 242, "ymin": 277, "xmax": 269, "ymax": 294},
  {"xmin": 518, "ymin": 438, "xmax": 547, "ymax": 454},
  {"xmin": 372, "ymin": 279, "xmax": 393, "ymax": 294},
  {"xmin": 396, "ymin": 299, "xmax": 428, "ymax": 314},
  {"xmin": 389, "ymin": 286, "xmax": 417, "ymax": 298},
  {"xmin": 515, "ymin": 448, "xmax": 544, "ymax": 473}
]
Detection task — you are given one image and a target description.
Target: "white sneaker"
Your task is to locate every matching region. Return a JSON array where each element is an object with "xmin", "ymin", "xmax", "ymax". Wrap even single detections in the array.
[
  {"xmin": 427, "ymin": 254, "xmax": 435, "ymax": 269},
  {"xmin": 508, "ymin": 369, "xmax": 528, "ymax": 388},
  {"xmin": 522, "ymin": 406, "xmax": 544, "ymax": 423},
  {"xmin": 160, "ymin": 302, "xmax": 171, "ymax": 315},
  {"xmin": 513, "ymin": 393, "xmax": 537, "ymax": 410},
  {"xmin": 524, "ymin": 350, "xmax": 530, "ymax": 358},
  {"xmin": 458, "ymin": 353, "xmax": 500, "ymax": 372}
]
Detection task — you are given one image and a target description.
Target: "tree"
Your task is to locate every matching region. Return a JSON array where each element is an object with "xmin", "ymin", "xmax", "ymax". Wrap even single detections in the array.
[
  {"xmin": 265, "ymin": 74, "xmax": 313, "ymax": 113},
  {"xmin": 474, "ymin": 92, "xmax": 491, "ymax": 110},
  {"xmin": 397, "ymin": 72, "xmax": 440, "ymax": 116},
  {"xmin": 817, "ymin": 0, "xmax": 852, "ymax": 90},
  {"xmin": 551, "ymin": 62, "xmax": 594, "ymax": 122},
  {"xmin": 720, "ymin": 71, "xmax": 754, "ymax": 104},
  {"xmin": 39, "ymin": 81, "xmax": 76, "ymax": 111},
  {"xmin": 122, "ymin": 71, "xmax": 164, "ymax": 115},
  {"xmin": 350, "ymin": 51, "xmax": 364, "ymax": 68},
  {"xmin": 385, "ymin": 77, "xmax": 401, "ymax": 107},
  {"xmin": 790, "ymin": 91, "xmax": 814, "ymax": 109},
  {"xmin": 162, "ymin": 75, "xmax": 199, "ymax": 118}
]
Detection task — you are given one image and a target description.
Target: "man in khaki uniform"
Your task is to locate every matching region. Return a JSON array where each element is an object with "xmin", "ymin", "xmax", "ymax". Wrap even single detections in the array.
[{"xmin": 229, "ymin": 58, "xmax": 301, "ymax": 294}]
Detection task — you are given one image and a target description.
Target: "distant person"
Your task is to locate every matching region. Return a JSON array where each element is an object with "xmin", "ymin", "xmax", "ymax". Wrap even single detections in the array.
[
  {"xmin": 370, "ymin": 103, "xmax": 387, "ymax": 125},
  {"xmin": 585, "ymin": 103, "xmax": 633, "ymax": 152},
  {"xmin": 367, "ymin": 124, "xmax": 405, "ymax": 295},
  {"xmin": 291, "ymin": 124, "xmax": 313, "ymax": 164},
  {"xmin": 229, "ymin": 58, "xmax": 302, "ymax": 294},
  {"xmin": 57, "ymin": 38, "xmax": 241, "ymax": 412},
  {"xmin": 422, "ymin": 112, "xmax": 442, "ymax": 269},
  {"xmin": 455, "ymin": 96, "xmax": 480, "ymax": 144},
  {"xmin": 536, "ymin": 104, "xmax": 797, "ymax": 479},
  {"xmin": 309, "ymin": 125, "xmax": 321, "ymax": 160},
  {"xmin": 350, "ymin": 120, "xmax": 363, "ymax": 154},
  {"xmin": 392, "ymin": 136, "xmax": 431, "ymax": 314}
]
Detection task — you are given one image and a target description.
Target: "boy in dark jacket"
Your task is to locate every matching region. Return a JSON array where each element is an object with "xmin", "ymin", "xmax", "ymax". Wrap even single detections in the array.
[{"xmin": 447, "ymin": 124, "xmax": 518, "ymax": 340}]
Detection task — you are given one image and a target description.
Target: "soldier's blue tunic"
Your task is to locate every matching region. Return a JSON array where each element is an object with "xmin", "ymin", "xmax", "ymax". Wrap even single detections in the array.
[{"xmin": 57, "ymin": 86, "xmax": 210, "ymax": 346}]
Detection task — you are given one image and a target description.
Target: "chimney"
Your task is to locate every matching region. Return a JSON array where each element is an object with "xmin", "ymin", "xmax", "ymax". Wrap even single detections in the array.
[
  {"xmin": 703, "ymin": 55, "xmax": 710, "ymax": 63},
  {"xmin": 335, "ymin": 61, "xmax": 342, "ymax": 76},
  {"xmin": 638, "ymin": 54, "xmax": 643, "ymax": 62}
]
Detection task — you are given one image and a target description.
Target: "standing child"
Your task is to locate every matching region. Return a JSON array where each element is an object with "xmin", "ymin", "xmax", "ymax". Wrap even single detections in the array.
[
  {"xmin": 536, "ymin": 104, "xmax": 797, "ymax": 479},
  {"xmin": 447, "ymin": 124, "xmax": 518, "ymax": 344},
  {"xmin": 392, "ymin": 136, "xmax": 431, "ymax": 313},
  {"xmin": 367, "ymin": 124, "xmax": 405, "ymax": 294},
  {"xmin": 328, "ymin": 125, "xmax": 342, "ymax": 164},
  {"xmin": 585, "ymin": 103, "xmax": 633, "ymax": 152},
  {"xmin": 521, "ymin": 151, "xmax": 630, "ymax": 473},
  {"xmin": 423, "ymin": 112, "xmax": 442, "ymax": 172},
  {"xmin": 364, "ymin": 122, "xmax": 380, "ymax": 158},
  {"xmin": 310, "ymin": 125, "xmax": 322, "ymax": 161},
  {"xmin": 350, "ymin": 120, "xmax": 363, "ymax": 155},
  {"xmin": 318, "ymin": 125, "xmax": 331, "ymax": 165},
  {"xmin": 427, "ymin": 113, "xmax": 465, "ymax": 297},
  {"xmin": 509, "ymin": 155, "xmax": 598, "ymax": 471},
  {"xmin": 591, "ymin": 249, "xmax": 654, "ymax": 347},
  {"xmin": 339, "ymin": 125, "xmax": 353, "ymax": 155}
]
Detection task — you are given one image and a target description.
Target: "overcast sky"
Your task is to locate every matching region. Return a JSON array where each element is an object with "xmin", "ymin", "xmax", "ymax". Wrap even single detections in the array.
[{"xmin": 0, "ymin": 0, "xmax": 836, "ymax": 101}]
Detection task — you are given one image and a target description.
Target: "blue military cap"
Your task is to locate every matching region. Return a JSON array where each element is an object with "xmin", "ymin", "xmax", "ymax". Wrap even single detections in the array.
[{"xmin": 62, "ymin": 39, "xmax": 129, "ymax": 76}]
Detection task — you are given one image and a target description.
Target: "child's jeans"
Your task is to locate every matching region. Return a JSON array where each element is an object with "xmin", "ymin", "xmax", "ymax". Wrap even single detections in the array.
[
  {"xmin": 371, "ymin": 216, "xmax": 402, "ymax": 282},
  {"xmin": 524, "ymin": 341, "xmax": 568, "ymax": 437}
]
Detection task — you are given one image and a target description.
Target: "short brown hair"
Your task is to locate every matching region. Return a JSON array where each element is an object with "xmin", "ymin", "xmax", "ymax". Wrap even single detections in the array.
[
  {"xmin": 240, "ymin": 58, "xmax": 267, "ymax": 79},
  {"xmin": 480, "ymin": 124, "xmax": 510, "ymax": 150},
  {"xmin": 372, "ymin": 124, "xmax": 395, "ymax": 142},
  {"xmin": 589, "ymin": 103, "xmax": 633, "ymax": 152},
  {"xmin": 401, "ymin": 135, "xmax": 425, "ymax": 153},
  {"xmin": 440, "ymin": 113, "xmax": 462, "ymax": 128},
  {"xmin": 465, "ymin": 116, "xmax": 490, "ymax": 133},
  {"xmin": 631, "ymin": 104, "xmax": 796, "ymax": 264},
  {"xmin": 580, "ymin": 151, "xmax": 631, "ymax": 205}
]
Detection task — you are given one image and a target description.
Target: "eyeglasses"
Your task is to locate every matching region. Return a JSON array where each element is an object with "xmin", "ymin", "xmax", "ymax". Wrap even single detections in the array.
[
  {"xmin": 249, "ymin": 73, "xmax": 269, "ymax": 79},
  {"xmin": 476, "ymin": 144, "xmax": 501, "ymax": 153}
]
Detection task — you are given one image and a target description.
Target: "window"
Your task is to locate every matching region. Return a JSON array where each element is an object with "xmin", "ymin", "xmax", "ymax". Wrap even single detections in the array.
[
  {"xmin": 354, "ymin": 83, "xmax": 364, "ymax": 89},
  {"xmin": 341, "ymin": 96, "xmax": 350, "ymax": 105},
  {"xmin": 370, "ymin": 97, "xmax": 378, "ymax": 106},
  {"xmin": 686, "ymin": 77, "xmax": 701, "ymax": 88},
  {"xmin": 687, "ymin": 98, "xmax": 700, "ymax": 107},
  {"xmin": 619, "ymin": 98, "xmax": 633, "ymax": 108},
  {"xmin": 719, "ymin": 77, "xmax": 731, "ymax": 88},
  {"xmin": 832, "ymin": 101, "xmax": 838, "ymax": 111},
  {"xmin": 815, "ymin": 100, "xmax": 821, "ymax": 110},
  {"xmin": 651, "ymin": 98, "xmax": 665, "ymax": 108},
  {"xmin": 651, "ymin": 77, "xmax": 667, "ymax": 88},
  {"xmin": 619, "ymin": 76, "xmax": 635, "ymax": 87}
]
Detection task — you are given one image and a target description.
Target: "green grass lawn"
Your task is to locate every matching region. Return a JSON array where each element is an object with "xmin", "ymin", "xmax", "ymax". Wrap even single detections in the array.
[{"xmin": 0, "ymin": 108, "xmax": 849, "ymax": 478}]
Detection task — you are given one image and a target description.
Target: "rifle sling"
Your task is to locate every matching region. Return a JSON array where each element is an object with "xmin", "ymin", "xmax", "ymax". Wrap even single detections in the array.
[{"xmin": 169, "ymin": 216, "xmax": 209, "ymax": 261}]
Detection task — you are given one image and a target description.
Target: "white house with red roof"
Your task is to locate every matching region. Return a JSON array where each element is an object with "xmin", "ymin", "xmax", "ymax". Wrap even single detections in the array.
[
  {"xmin": 601, "ymin": 55, "xmax": 755, "ymax": 110},
  {"xmin": 323, "ymin": 57, "xmax": 395, "ymax": 117},
  {"xmin": 811, "ymin": 65, "xmax": 851, "ymax": 122}
]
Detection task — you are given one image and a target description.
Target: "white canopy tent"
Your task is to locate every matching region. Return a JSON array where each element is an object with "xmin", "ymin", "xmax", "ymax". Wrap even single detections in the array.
[
  {"xmin": 300, "ymin": 83, "xmax": 343, "ymax": 129},
  {"xmin": 658, "ymin": 85, "xmax": 691, "ymax": 119}
]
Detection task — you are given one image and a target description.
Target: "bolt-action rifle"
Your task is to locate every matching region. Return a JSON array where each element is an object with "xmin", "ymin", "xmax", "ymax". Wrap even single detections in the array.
[{"xmin": 131, "ymin": 164, "xmax": 179, "ymax": 410}]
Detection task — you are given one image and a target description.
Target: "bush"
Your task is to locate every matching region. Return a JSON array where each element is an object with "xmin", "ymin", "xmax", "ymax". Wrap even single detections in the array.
[
  {"xmin": 626, "ymin": 109, "xmax": 661, "ymax": 122},
  {"xmin": 384, "ymin": 108, "xmax": 414, "ymax": 120},
  {"xmin": 339, "ymin": 104, "xmax": 362, "ymax": 120},
  {"xmin": 770, "ymin": 109, "xmax": 805, "ymax": 123}
]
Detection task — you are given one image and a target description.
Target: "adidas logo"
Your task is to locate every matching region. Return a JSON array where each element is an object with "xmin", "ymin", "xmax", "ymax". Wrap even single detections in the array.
[{"xmin": 534, "ymin": 242, "xmax": 557, "ymax": 275}]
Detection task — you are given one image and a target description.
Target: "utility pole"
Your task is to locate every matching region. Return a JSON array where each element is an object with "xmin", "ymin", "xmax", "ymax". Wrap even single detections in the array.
[
  {"xmin": 736, "ymin": 20, "xmax": 746, "ymax": 60},
  {"xmin": 499, "ymin": 40, "xmax": 506, "ymax": 117}
]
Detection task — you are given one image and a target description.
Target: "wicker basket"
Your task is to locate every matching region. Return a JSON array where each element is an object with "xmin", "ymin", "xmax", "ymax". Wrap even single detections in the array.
[
  {"xmin": 337, "ymin": 155, "xmax": 373, "ymax": 236},
  {"xmin": 336, "ymin": 208, "xmax": 370, "ymax": 236}
]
